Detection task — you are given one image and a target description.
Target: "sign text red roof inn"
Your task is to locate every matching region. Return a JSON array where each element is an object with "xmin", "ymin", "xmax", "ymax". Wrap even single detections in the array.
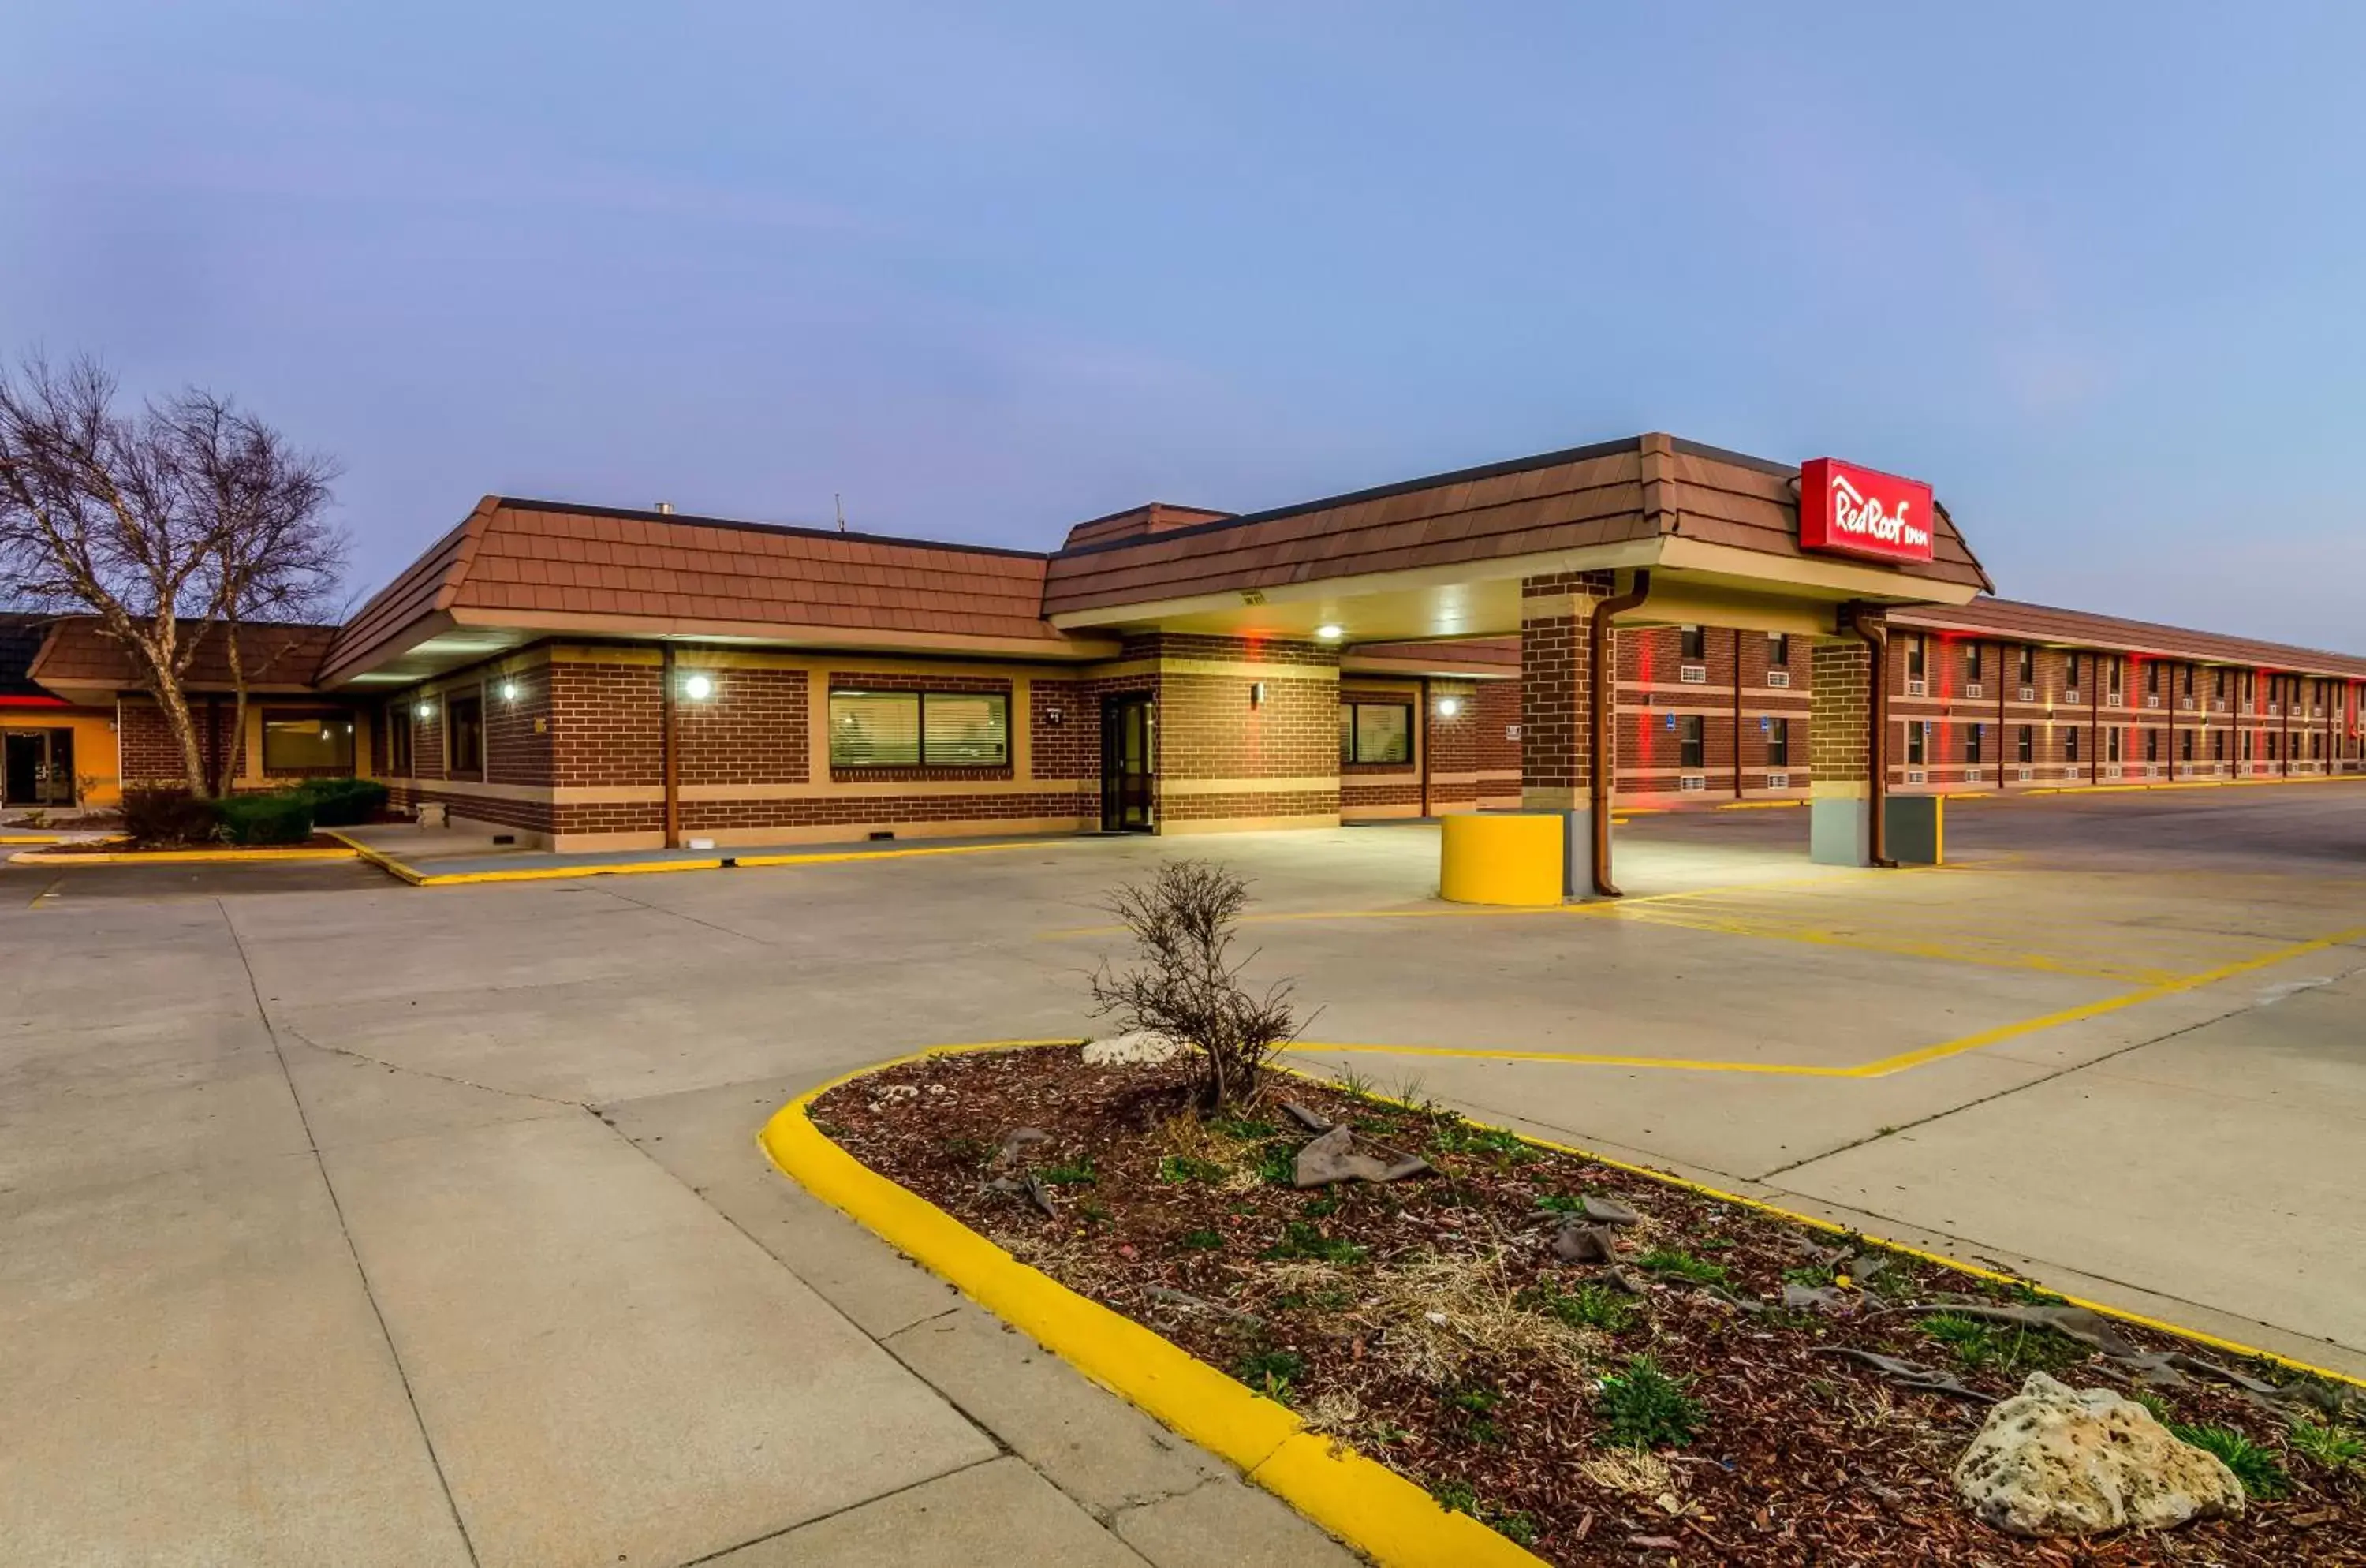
[{"xmin": 1798, "ymin": 457, "xmax": 1936, "ymax": 566}]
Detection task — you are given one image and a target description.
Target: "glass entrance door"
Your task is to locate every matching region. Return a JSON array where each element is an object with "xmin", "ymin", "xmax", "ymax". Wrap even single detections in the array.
[
  {"xmin": 1100, "ymin": 694, "xmax": 1155, "ymax": 832},
  {"xmin": 2, "ymin": 728, "xmax": 75, "ymax": 807}
]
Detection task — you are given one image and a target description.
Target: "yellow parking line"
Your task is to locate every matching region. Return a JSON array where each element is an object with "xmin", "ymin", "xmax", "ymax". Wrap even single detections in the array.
[{"xmin": 1286, "ymin": 924, "xmax": 2366, "ymax": 1081}]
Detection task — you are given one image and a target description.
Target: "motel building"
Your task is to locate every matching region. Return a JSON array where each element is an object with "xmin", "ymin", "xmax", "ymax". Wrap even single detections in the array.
[{"xmin": 6, "ymin": 434, "xmax": 2364, "ymax": 887}]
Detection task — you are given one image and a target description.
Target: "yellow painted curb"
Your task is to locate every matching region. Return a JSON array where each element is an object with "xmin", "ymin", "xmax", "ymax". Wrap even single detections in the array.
[
  {"xmin": 0, "ymin": 832, "xmax": 66, "ymax": 845},
  {"xmin": 760, "ymin": 1043, "xmax": 1547, "ymax": 1568},
  {"xmin": 324, "ymin": 831, "xmax": 1034, "ymax": 887},
  {"xmin": 9, "ymin": 844, "xmax": 361, "ymax": 864}
]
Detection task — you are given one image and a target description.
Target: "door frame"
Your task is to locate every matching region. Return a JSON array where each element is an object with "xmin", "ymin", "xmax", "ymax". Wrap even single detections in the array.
[{"xmin": 1099, "ymin": 692, "xmax": 1155, "ymax": 833}]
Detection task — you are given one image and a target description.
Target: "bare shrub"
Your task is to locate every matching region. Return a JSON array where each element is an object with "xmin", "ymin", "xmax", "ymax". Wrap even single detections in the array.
[{"xmin": 1088, "ymin": 859, "xmax": 1299, "ymax": 1113}]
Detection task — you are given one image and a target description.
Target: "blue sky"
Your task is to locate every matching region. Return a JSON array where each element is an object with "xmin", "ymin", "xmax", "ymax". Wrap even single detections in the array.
[{"xmin": 7, "ymin": 3, "xmax": 2362, "ymax": 650}]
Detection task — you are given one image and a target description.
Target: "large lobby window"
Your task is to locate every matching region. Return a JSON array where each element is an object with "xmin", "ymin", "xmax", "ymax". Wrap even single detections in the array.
[
  {"xmin": 262, "ymin": 711, "xmax": 355, "ymax": 774},
  {"xmin": 1339, "ymin": 700, "xmax": 1412, "ymax": 764},
  {"xmin": 830, "ymin": 689, "xmax": 1008, "ymax": 767},
  {"xmin": 446, "ymin": 694, "xmax": 484, "ymax": 778}
]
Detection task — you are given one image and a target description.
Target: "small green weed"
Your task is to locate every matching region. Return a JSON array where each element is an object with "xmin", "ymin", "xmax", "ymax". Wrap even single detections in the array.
[
  {"xmin": 1159, "ymin": 1154, "xmax": 1226, "ymax": 1185},
  {"xmin": 1252, "ymin": 1143, "xmax": 1298, "ymax": 1186},
  {"xmin": 1782, "ymin": 1264, "xmax": 1834, "ymax": 1287},
  {"xmin": 2006, "ymin": 1279, "xmax": 2068, "ymax": 1307},
  {"xmin": 1428, "ymin": 1477, "xmax": 1478, "ymax": 1514},
  {"xmin": 1446, "ymin": 1383, "xmax": 1501, "ymax": 1415},
  {"xmin": 1429, "ymin": 1117, "xmax": 1539, "ymax": 1163},
  {"xmin": 1526, "ymin": 1279, "xmax": 1637, "ymax": 1333},
  {"xmin": 1536, "ymin": 1193, "xmax": 1583, "ymax": 1214},
  {"xmin": 1489, "ymin": 1510, "xmax": 1539, "ymax": 1547},
  {"xmin": 2287, "ymin": 1417, "xmax": 2364, "ymax": 1470},
  {"xmin": 1596, "ymin": 1355, "xmax": 1704, "ymax": 1449},
  {"xmin": 1302, "ymin": 1194, "xmax": 1340, "ymax": 1218},
  {"xmin": 1036, "ymin": 1157, "xmax": 1098, "ymax": 1186},
  {"xmin": 942, "ymin": 1134, "xmax": 991, "ymax": 1165},
  {"xmin": 1635, "ymin": 1249, "xmax": 1727, "ymax": 1286},
  {"xmin": 1209, "ymin": 1114, "xmax": 1277, "ymax": 1141},
  {"xmin": 1262, "ymin": 1221, "xmax": 1368, "ymax": 1266},
  {"xmin": 1178, "ymin": 1228, "xmax": 1224, "ymax": 1251},
  {"xmin": 1237, "ymin": 1348, "xmax": 1305, "ymax": 1405},
  {"xmin": 2171, "ymin": 1424, "xmax": 2292, "ymax": 1499},
  {"xmin": 1919, "ymin": 1313, "xmax": 2086, "ymax": 1376},
  {"xmin": 2131, "ymin": 1389, "xmax": 2174, "ymax": 1424}
]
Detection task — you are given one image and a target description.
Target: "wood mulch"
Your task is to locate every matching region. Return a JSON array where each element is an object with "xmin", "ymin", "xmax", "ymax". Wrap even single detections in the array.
[{"xmin": 816, "ymin": 1045, "xmax": 2366, "ymax": 1567}]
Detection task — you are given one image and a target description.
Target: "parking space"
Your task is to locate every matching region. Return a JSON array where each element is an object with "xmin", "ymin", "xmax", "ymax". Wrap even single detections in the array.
[{"xmin": 2, "ymin": 783, "xmax": 2362, "ymax": 1564}]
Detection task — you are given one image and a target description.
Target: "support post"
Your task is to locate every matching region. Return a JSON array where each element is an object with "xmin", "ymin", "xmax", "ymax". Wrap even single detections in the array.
[{"xmin": 661, "ymin": 642, "xmax": 681, "ymax": 849}]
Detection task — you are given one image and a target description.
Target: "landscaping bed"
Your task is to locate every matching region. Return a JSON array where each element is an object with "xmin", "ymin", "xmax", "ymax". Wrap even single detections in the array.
[{"xmin": 815, "ymin": 1045, "xmax": 2366, "ymax": 1566}]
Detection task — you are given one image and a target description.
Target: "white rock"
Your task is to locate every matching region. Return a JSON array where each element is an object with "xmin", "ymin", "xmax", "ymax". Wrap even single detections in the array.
[
  {"xmin": 1080, "ymin": 1029, "xmax": 1187, "ymax": 1066},
  {"xmin": 1952, "ymin": 1372, "xmax": 2245, "ymax": 1536}
]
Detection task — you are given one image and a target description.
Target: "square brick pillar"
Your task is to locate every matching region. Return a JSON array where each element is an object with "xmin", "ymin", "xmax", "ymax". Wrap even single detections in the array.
[
  {"xmin": 1521, "ymin": 570, "xmax": 1614, "ymax": 894},
  {"xmin": 1808, "ymin": 637, "xmax": 1875, "ymax": 865}
]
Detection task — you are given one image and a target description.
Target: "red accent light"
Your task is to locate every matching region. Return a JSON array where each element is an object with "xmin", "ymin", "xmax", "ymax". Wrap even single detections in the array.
[{"xmin": 1797, "ymin": 457, "xmax": 1937, "ymax": 565}]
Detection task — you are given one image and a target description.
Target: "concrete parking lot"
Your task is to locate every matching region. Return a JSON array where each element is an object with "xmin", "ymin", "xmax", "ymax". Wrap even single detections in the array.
[{"xmin": 3, "ymin": 785, "xmax": 2362, "ymax": 1565}]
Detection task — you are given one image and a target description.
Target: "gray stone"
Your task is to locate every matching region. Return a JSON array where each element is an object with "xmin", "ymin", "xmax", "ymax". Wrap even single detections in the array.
[
  {"xmin": 1952, "ymin": 1372, "xmax": 2245, "ymax": 1537},
  {"xmin": 1291, "ymin": 1123, "xmax": 1427, "ymax": 1187},
  {"xmin": 1580, "ymin": 1193, "xmax": 1640, "ymax": 1226},
  {"xmin": 1551, "ymin": 1220, "xmax": 1620, "ymax": 1264}
]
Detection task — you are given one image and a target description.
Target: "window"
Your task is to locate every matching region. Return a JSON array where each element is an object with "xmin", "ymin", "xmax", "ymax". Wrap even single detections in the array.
[
  {"xmin": 2066, "ymin": 727, "xmax": 2080, "ymax": 763},
  {"xmin": 1679, "ymin": 625, "xmax": 1705, "ymax": 662},
  {"xmin": 2267, "ymin": 730, "xmax": 2278, "ymax": 761},
  {"xmin": 446, "ymin": 694, "xmax": 484, "ymax": 777},
  {"xmin": 2243, "ymin": 730, "xmax": 2253, "ymax": 761},
  {"xmin": 2212, "ymin": 729, "xmax": 2226, "ymax": 761},
  {"xmin": 2312, "ymin": 731, "xmax": 2323, "ymax": 760},
  {"xmin": 2066, "ymin": 652, "xmax": 2082, "ymax": 691},
  {"xmin": 1906, "ymin": 722, "xmax": 1927, "ymax": 765},
  {"xmin": 2181, "ymin": 728, "xmax": 2194, "ymax": 762},
  {"xmin": 2017, "ymin": 725, "xmax": 2033, "ymax": 763},
  {"xmin": 2144, "ymin": 728, "xmax": 2158, "ymax": 763},
  {"xmin": 2181, "ymin": 665, "xmax": 2195, "ymax": 696},
  {"xmin": 2017, "ymin": 645, "xmax": 2036, "ymax": 685},
  {"xmin": 2244, "ymin": 670, "xmax": 2255, "ymax": 704},
  {"xmin": 829, "ymin": 689, "xmax": 1009, "ymax": 767},
  {"xmin": 1678, "ymin": 715, "xmax": 1704, "ymax": 771},
  {"xmin": 1340, "ymin": 700, "xmax": 1413, "ymax": 764},
  {"xmin": 262, "ymin": 711, "xmax": 355, "ymax": 774},
  {"xmin": 2107, "ymin": 726, "xmax": 2122, "ymax": 763},
  {"xmin": 1767, "ymin": 633, "xmax": 1790, "ymax": 667},
  {"xmin": 2145, "ymin": 662, "xmax": 2159, "ymax": 695},
  {"xmin": 388, "ymin": 704, "xmax": 414, "ymax": 776},
  {"xmin": 1906, "ymin": 635, "xmax": 1927, "ymax": 681},
  {"xmin": 1966, "ymin": 723, "xmax": 1983, "ymax": 765},
  {"xmin": 1966, "ymin": 644, "xmax": 1983, "ymax": 683},
  {"xmin": 2109, "ymin": 658, "xmax": 2122, "ymax": 695},
  {"xmin": 1767, "ymin": 716, "xmax": 1789, "ymax": 767},
  {"xmin": 2215, "ymin": 669, "xmax": 2227, "ymax": 700}
]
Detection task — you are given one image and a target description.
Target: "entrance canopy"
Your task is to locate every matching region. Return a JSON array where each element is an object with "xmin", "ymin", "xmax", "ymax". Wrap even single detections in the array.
[{"xmin": 1043, "ymin": 433, "xmax": 1990, "ymax": 643}]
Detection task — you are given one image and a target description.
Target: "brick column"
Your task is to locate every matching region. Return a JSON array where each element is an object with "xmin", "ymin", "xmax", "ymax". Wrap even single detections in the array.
[
  {"xmin": 1808, "ymin": 637, "xmax": 1875, "ymax": 865},
  {"xmin": 1520, "ymin": 570, "xmax": 1613, "ymax": 893}
]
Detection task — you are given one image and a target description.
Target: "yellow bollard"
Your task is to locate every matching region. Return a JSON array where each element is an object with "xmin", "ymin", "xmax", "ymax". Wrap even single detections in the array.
[{"xmin": 1439, "ymin": 813, "xmax": 1565, "ymax": 906}]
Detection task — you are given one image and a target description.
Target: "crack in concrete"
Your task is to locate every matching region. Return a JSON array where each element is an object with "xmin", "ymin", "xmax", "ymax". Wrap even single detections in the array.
[
  {"xmin": 277, "ymin": 1025, "xmax": 584, "ymax": 1109},
  {"xmin": 216, "ymin": 899, "xmax": 483, "ymax": 1567}
]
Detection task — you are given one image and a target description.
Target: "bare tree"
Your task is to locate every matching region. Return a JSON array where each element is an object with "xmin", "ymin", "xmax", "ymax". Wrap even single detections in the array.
[
  {"xmin": 1089, "ymin": 859, "xmax": 1301, "ymax": 1112},
  {"xmin": 0, "ymin": 354, "xmax": 343, "ymax": 797}
]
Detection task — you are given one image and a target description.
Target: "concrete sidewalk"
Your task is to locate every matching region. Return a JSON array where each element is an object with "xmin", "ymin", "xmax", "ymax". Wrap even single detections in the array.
[{"xmin": 0, "ymin": 900, "xmax": 1351, "ymax": 1566}]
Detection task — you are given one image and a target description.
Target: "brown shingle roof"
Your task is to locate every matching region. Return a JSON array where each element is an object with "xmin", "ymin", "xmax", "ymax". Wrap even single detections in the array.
[
  {"xmin": 1060, "ymin": 502, "xmax": 1235, "ymax": 551},
  {"xmin": 320, "ymin": 498, "xmax": 1084, "ymax": 685},
  {"xmin": 1041, "ymin": 436, "xmax": 1990, "ymax": 618},
  {"xmin": 1888, "ymin": 598, "xmax": 2366, "ymax": 680},
  {"xmin": 28, "ymin": 618, "xmax": 338, "ymax": 693}
]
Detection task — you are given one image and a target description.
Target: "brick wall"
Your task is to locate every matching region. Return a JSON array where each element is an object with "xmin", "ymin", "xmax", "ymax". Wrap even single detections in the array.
[
  {"xmin": 1518, "ymin": 571, "xmax": 1613, "ymax": 807},
  {"xmin": 1136, "ymin": 633, "xmax": 1340, "ymax": 828},
  {"xmin": 1810, "ymin": 640, "xmax": 1872, "ymax": 784}
]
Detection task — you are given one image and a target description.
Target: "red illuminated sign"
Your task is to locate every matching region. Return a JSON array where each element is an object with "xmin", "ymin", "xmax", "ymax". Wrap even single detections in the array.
[{"xmin": 1798, "ymin": 457, "xmax": 1935, "ymax": 565}]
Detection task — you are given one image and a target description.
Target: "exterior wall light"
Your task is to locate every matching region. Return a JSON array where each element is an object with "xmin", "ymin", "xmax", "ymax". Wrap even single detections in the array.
[
  {"xmin": 501, "ymin": 681, "xmax": 519, "ymax": 701},
  {"xmin": 1314, "ymin": 625, "xmax": 1343, "ymax": 641},
  {"xmin": 416, "ymin": 701, "xmax": 433, "ymax": 719},
  {"xmin": 1436, "ymin": 696, "xmax": 1461, "ymax": 718},
  {"xmin": 683, "ymin": 674, "xmax": 714, "ymax": 700}
]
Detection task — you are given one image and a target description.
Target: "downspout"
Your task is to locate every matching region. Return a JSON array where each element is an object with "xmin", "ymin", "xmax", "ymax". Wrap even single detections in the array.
[
  {"xmin": 1732, "ymin": 626, "xmax": 1745, "ymax": 799},
  {"xmin": 1589, "ymin": 569, "xmax": 1652, "ymax": 898},
  {"xmin": 1996, "ymin": 645, "xmax": 2006, "ymax": 790},
  {"xmin": 1845, "ymin": 604, "xmax": 1894, "ymax": 868},
  {"xmin": 661, "ymin": 643, "xmax": 681, "ymax": 849},
  {"xmin": 1418, "ymin": 675, "xmax": 1431, "ymax": 819}
]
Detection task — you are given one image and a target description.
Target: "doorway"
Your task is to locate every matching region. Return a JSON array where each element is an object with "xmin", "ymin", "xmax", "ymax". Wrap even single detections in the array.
[
  {"xmin": 1100, "ymin": 693, "xmax": 1155, "ymax": 832},
  {"xmin": 3, "ymin": 728, "xmax": 75, "ymax": 807}
]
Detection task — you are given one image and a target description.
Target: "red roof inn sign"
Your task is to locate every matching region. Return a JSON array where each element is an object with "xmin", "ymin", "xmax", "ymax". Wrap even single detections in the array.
[{"xmin": 1797, "ymin": 457, "xmax": 1935, "ymax": 565}]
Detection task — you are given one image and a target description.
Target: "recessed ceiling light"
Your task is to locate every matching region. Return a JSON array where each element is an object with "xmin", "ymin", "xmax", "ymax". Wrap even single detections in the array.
[{"xmin": 1314, "ymin": 625, "xmax": 1343, "ymax": 641}]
